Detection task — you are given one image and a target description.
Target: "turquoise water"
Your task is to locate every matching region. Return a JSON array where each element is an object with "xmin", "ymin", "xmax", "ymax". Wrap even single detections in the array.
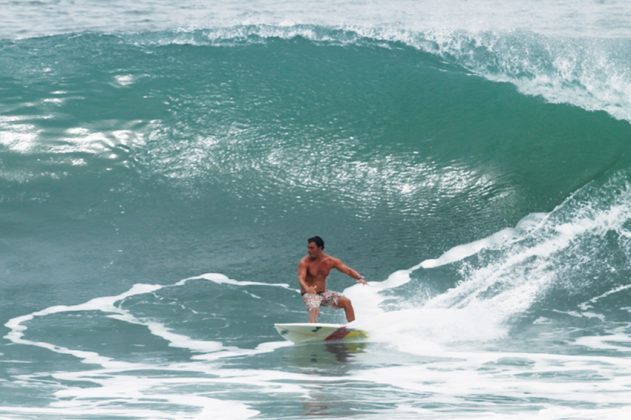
[{"xmin": 2, "ymin": 1, "xmax": 631, "ymax": 418}]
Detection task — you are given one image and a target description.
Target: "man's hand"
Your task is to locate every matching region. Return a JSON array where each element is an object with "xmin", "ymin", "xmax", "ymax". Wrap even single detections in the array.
[
  {"xmin": 356, "ymin": 277, "xmax": 368, "ymax": 285},
  {"xmin": 306, "ymin": 285, "xmax": 317, "ymax": 294}
]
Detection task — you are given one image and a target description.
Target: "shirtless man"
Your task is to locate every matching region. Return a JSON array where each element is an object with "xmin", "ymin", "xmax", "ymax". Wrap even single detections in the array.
[{"xmin": 298, "ymin": 236, "xmax": 368, "ymax": 323}]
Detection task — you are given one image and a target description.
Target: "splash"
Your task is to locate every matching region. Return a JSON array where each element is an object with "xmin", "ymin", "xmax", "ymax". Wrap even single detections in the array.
[{"xmin": 347, "ymin": 173, "xmax": 631, "ymax": 353}]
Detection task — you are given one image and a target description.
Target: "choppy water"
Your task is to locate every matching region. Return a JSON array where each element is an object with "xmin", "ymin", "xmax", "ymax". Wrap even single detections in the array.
[{"xmin": 2, "ymin": 1, "xmax": 631, "ymax": 418}]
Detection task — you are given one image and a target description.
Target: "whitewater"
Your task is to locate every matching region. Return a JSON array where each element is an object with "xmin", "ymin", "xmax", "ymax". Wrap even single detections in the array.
[{"xmin": 2, "ymin": 1, "xmax": 631, "ymax": 418}]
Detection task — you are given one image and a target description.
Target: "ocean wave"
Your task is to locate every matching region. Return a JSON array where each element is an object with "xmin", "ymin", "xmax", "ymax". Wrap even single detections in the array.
[{"xmin": 115, "ymin": 25, "xmax": 631, "ymax": 123}]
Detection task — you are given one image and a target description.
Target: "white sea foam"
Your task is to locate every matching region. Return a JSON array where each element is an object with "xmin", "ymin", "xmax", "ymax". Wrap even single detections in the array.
[
  {"xmin": 420, "ymin": 213, "xmax": 547, "ymax": 269},
  {"xmin": 4, "ymin": 272, "xmax": 296, "ymax": 366},
  {"xmin": 341, "ymin": 178, "xmax": 631, "ymax": 416},
  {"xmin": 578, "ymin": 283, "xmax": 631, "ymax": 311},
  {"xmin": 351, "ymin": 348, "xmax": 631, "ymax": 414},
  {"xmin": 2, "ymin": 272, "xmax": 301, "ymax": 417},
  {"xmin": 0, "ymin": 393, "xmax": 259, "ymax": 419},
  {"xmin": 346, "ymin": 176, "xmax": 631, "ymax": 358},
  {"xmin": 4, "ymin": 260, "xmax": 631, "ymax": 418},
  {"xmin": 4, "ymin": 283, "xmax": 164, "ymax": 369},
  {"xmin": 575, "ymin": 332, "xmax": 631, "ymax": 352},
  {"xmin": 176, "ymin": 272, "xmax": 292, "ymax": 289}
]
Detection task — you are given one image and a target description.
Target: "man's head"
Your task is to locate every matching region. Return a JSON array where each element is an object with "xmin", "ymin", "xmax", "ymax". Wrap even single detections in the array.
[{"xmin": 307, "ymin": 236, "xmax": 325, "ymax": 259}]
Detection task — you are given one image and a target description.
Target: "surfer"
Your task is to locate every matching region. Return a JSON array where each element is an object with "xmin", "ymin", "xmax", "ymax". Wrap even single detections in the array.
[{"xmin": 298, "ymin": 236, "xmax": 368, "ymax": 323}]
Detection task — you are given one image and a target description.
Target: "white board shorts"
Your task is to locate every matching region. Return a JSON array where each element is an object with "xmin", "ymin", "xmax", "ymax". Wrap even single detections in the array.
[{"xmin": 302, "ymin": 291, "xmax": 343, "ymax": 310}]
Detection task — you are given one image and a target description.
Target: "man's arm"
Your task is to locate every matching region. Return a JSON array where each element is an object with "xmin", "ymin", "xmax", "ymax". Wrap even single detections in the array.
[
  {"xmin": 298, "ymin": 258, "xmax": 316, "ymax": 293},
  {"xmin": 333, "ymin": 259, "xmax": 368, "ymax": 285}
]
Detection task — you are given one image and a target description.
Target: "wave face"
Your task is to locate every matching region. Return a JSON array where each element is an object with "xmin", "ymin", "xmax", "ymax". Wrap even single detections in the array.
[{"xmin": 2, "ymin": 2, "xmax": 631, "ymax": 418}]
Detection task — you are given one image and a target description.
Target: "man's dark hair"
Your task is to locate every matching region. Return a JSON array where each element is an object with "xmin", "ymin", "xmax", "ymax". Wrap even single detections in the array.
[{"xmin": 308, "ymin": 236, "xmax": 325, "ymax": 249}]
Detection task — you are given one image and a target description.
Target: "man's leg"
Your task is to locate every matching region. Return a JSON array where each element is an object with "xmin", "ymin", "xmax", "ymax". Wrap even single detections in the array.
[
  {"xmin": 309, "ymin": 307, "xmax": 320, "ymax": 323},
  {"xmin": 335, "ymin": 296, "xmax": 355, "ymax": 322},
  {"xmin": 303, "ymin": 293, "xmax": 323, "ymax": 323}
]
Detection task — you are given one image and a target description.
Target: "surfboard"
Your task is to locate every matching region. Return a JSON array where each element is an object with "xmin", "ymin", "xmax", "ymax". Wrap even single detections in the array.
[{"xmin": 273, "ymin": 323, "xmax": 368, "ymax": 344}]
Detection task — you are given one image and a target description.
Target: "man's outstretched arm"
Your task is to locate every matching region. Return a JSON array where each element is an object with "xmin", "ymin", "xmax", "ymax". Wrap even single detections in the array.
[{"xmin": 333, "ymin": 259, "xmax": 368, "ymax": 285}]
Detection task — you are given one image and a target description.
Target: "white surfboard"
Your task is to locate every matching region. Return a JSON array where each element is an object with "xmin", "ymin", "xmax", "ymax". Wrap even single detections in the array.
[{"xmin": 274, "ymin": 322, "xmax": 368, "ymax": 344}]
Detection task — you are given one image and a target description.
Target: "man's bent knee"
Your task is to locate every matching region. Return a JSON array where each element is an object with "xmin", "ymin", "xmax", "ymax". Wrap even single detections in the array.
[{"xmin": 335, "ymin": 296, "xmax": 352, "ymax": 308}]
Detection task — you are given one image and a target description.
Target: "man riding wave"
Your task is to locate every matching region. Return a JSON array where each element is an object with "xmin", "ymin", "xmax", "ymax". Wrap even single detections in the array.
[{"xmin": 298, "ymin": 236, "xmax": 367, "ymax": 323}]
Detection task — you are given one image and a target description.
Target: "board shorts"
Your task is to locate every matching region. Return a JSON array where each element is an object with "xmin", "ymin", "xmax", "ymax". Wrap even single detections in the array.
[{"xmin": 302, "ymin": 291, "xmax": 344, "ymax": 311}]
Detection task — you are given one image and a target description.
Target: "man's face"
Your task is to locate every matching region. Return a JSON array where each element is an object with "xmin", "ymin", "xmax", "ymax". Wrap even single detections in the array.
[{"xmin": 307, "ymin": 241, "xmax": 322, "ymax": 259}]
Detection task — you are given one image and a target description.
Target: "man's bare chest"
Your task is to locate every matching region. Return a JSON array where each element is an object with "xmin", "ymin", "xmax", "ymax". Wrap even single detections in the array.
[{"xmin": 306, "ymin": 261, "xmax": 333, "ymax": 277}]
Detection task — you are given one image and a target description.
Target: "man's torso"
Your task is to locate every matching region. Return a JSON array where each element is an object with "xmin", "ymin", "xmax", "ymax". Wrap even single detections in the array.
[{"xmin": 302, "ymin": 255, "xmax": 336, "ymax": 294}]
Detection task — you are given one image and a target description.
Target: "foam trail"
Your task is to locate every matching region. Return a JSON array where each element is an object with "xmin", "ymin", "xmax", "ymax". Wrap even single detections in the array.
[
  {"xmin": 431, "ymin": 202, "xmax": 631, "ymax": 311},
  {"xmin": 4, "ymin": 283, "xmax": 163, "ymax": 368},
  {"xmin": 0, "ymin": 373, "xmax": 261, "ymax": 419},
  {"xmin": 116, "ymin": 273, "xmax": 292, "ymax": 354},
  {"xmin": 1, "ymin": 273, "xmax": 300, "ymax": 418},
  {"xmin": 175, "ymin": 272, "xmax": 293, "ymax": 290},
  {"xmin": 4, "ymin": 273, "xmax": 293, "ymax": 364},
  {"xmin": 351, "ymin": 349, "xmax": 631, "ymax": 406},
  {"xmin": 421, "ymin": 213, "xmax": 547, "ymax": 269},
  {"xmin": 366, "ymin": 212, "xmax": 548, "ymax": 294},
  {"xmin": 579, "ymin": 283, "xmax": 631, "ymax": 310},
  {"xmin": 30, "ymin": 363, "xmax": 364, "ymax": 420}
]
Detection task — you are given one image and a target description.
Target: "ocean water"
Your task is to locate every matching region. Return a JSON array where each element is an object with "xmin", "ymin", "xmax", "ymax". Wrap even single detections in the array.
[{"xmin": 2, "ymin": 1, "xmax": 631, "ymax": 418}]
